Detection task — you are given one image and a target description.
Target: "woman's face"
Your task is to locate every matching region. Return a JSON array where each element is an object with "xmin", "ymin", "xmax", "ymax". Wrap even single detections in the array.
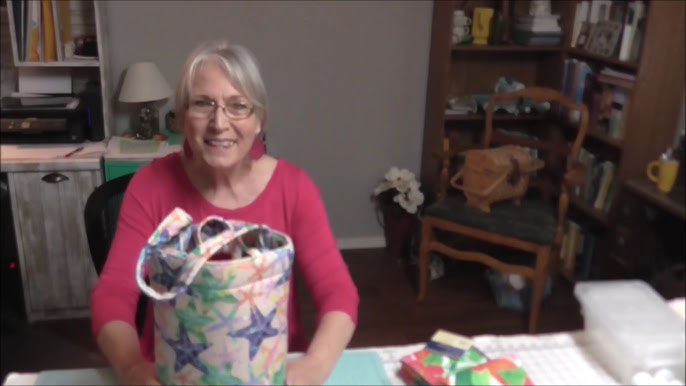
[{"xmin": 184, "ymin": 62, "xmax": 261, "ymax": 171}]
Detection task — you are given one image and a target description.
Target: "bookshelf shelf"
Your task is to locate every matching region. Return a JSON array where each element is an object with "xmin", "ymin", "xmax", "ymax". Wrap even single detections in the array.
[
  {"xmin": 452, "ymin": 44, "xmax": 562, "ymax": 53},
  {"xmin": 565, "ymin": 48, "xmax": 639, "ymax": 72},
  {"xmin": 585, "ymin": 129, "xmax": 623, "ymax": 150},
  {"xmin": 569, "ymin": 195, "xmax": 610, "ymax": 227},
  {"xmin": 444, "ymin": 112, "xmax": 546, "ymax": 122},
  {"xmin": 13, "ymin": 59, "xmax": 100, "ymax": 67}
]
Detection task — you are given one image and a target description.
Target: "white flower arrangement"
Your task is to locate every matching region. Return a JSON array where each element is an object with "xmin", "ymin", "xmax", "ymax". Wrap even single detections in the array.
[{"xmin": 373, "ymin": 167, "xmax": 425, "ymax": 214}]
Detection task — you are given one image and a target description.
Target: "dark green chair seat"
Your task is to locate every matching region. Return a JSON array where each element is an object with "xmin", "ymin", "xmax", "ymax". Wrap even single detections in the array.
[{"xmin": 424, "ymin": 194, "xmax": 557, "ymax": 245}]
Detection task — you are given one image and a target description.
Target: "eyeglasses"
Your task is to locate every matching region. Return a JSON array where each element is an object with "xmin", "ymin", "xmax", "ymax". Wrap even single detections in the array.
[{"xmin": 187, "ymin": 98, "xmax": 255, "ymax": 120}]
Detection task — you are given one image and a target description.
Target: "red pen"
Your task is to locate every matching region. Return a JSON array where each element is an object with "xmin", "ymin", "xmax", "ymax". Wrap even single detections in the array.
[{"xmin": 64, "ymin": 146, "xmax": 85, "ymax": 158}]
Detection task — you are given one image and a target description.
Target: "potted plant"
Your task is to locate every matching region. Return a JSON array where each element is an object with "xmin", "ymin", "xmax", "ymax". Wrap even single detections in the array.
[{"xmin": 372, "ymin": 167, "xmax": 425, "ymax": 262}]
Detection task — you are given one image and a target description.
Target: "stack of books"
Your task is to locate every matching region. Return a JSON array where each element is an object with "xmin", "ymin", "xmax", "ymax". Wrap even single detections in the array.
[
  {"xmin": 513, "ymin": 14, "xmax": 563, "ymax": 46},
  {"xmin": 399, "ymin": 329, "xmax": 534, "ymax": 385}
]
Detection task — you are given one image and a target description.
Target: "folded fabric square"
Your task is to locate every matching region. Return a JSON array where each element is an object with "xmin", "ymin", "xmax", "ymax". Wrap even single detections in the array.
[
  {"xmin": 454, "ymin": 356, "xmax": 534, "ymax": 386},
  {"xmin": 400, "ymin": 346, "xmax": 489, "ymax": 385}
]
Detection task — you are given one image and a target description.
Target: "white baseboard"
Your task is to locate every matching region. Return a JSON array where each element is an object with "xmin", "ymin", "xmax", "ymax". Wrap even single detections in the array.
[{"xmin": 336, "ymin": 236, "xmax": 385, "ymax": 250}]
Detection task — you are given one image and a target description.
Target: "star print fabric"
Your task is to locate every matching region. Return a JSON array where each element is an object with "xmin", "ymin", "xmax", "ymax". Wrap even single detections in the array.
[{"xmin": 135, "ymin": 207, "xmax": 294, "ymax": 385}]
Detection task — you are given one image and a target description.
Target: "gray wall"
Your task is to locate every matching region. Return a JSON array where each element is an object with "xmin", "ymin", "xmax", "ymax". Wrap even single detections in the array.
[{"xmin": 105, "ymin": 1, "xmax": 432, "ymax": 248}]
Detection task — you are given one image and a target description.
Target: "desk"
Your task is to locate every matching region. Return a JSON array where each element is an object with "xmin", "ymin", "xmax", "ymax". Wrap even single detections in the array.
[
  {"xmin": 2, "ymin": 331, "xmax": 621, "ymax": 385},
  {"xmin": 623, "ymin": 179, "xmax": 685, "ymax": 221},
  {"xmin": 0, "ymin": 142, "xmax": 106, "ymax": 322},
  {"xmin": 600, "ymin": 178, "xmax": 685, "ymax": 298}
]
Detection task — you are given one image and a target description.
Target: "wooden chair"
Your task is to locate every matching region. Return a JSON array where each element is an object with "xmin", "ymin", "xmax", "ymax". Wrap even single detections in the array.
[{"xmin": 417, "ymin": 87, "xmax": 588, "ymax": 333}]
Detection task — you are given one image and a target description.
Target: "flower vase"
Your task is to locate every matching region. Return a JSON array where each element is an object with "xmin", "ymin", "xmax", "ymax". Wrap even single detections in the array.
[{"xmin": 380, "ymin": 205, "xmax": 415, "ymax": 262}]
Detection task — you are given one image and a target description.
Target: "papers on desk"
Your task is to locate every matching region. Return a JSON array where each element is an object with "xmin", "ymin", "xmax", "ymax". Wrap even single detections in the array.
[
  {"xmin": 106, "ymin": 136, "xmax": 179, "ymax": 158},
  {"xmin": 31, "ymin": 351, "xmax": 391, "ymax": 386}
]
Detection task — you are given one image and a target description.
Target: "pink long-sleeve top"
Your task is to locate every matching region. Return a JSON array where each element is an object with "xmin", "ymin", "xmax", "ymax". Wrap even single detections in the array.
[{"xmin": 90, "ymin": 151, "xmax": 359, "ymax": 362}]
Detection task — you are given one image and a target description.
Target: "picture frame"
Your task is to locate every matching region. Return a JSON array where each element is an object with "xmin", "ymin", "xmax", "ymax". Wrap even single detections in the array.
[
  {"xmin": 585, "ymin": 21, "xmax": 623, "ymax": 58},
  {"xmin": 575, "ymin": 22, "xmax": 592, "ymax": 48}
]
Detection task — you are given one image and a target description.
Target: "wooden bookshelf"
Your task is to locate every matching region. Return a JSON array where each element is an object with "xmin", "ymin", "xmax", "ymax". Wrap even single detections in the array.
[
  {"xmin": 566, "ymin": 47, "xmax": 639, "ymax": 72},
  {"xmin": 420, "ymin": 0, "xmax": 684, "ymax": 285}
]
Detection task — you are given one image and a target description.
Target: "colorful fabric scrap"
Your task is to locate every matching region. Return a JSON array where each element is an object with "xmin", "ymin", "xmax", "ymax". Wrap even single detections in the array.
[
  {"xmin": 400, "ymin": 346, "xmax": 489, "ymax": 385},
  {"xmin": 454, "ymin": 356, "xmax": 534, "ymax": 386}
]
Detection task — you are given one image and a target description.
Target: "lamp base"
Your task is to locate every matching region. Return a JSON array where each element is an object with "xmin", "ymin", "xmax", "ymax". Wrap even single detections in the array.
[{"xmin": 134, "ymin": 103, "xmax": 160, "ymax": 140}]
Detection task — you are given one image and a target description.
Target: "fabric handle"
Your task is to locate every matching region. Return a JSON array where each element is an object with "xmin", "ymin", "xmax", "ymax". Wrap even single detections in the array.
[{"xmin": 135, "ymin": 210, "xmax": 262, "ymax": 300}]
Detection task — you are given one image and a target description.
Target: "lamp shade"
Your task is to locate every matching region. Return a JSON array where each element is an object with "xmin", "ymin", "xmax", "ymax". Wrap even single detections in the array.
[{"xmin": 118, "ymin": 61, "xmax": 173, "ymax": 103}]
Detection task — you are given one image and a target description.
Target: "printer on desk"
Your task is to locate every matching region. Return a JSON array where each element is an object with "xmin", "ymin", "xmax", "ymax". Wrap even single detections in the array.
[{"xmin": 0, "ymin": 87, "xmax": 104, "ymax": 144}]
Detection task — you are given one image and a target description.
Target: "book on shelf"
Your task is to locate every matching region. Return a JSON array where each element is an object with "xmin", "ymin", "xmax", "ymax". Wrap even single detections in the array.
[
  {"xmin": 569, "ymin": 0, "xmax": 648, "ymax": 62},
  {"xmin": 593, "ymin": 160, "xmax": 616, "ymax": 210},
  {"xmin": 628, "ymin": 9, "xmax": 647, "ymax": 63},
  {"xmin": 561, "ymin": 58, "xmax": 594, "ymax": 125},
  {"xmin": 574, "ymin": 147, "xmax": 617, "ymax": 212},
  {"xmin": 25, "ymin": 0, "xmax": 42, "ymax": 62},
  {"xmin": 571, "ymin": 1, "xmax": 590, "ymax": 47},
  {"xmin": 6, "ymin": 0, "xmax": 26, "ymax": 61},
  {"xmin": 618, "ymin": 0, "xmax": 645, "ymax": 61},
  {"xmin": 50, "ymin": 0, "xmax": 64, "ymax": 61},
  {"xmin": 597, "ymin": 67, "xmax": 636, "ymax": 89},
  {"xmin": 41, "ymin": 0, "xmax": 57, "ymax": 62},
  {"xmin": 561, "ymin": 61, "xmax": 632, "ymax": 141},
  {"xmin": 561, "ymin": 220, "xmax": 584, "ymax": 275}
]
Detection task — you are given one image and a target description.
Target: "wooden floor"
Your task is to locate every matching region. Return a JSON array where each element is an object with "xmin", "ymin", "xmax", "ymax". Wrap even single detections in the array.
[{"xmin": 0, "ymin": 248, "xmax": 583, "ymax": 381}]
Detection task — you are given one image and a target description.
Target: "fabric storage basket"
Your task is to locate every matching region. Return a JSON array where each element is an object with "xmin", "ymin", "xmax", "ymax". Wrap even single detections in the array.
[
  {"xmin": 136, "ymin": 207, "xmax": 294, "ymax": 385},
  {"xmin": 451, "ymin": 145, "xmax": 545, "ymax": 213}
]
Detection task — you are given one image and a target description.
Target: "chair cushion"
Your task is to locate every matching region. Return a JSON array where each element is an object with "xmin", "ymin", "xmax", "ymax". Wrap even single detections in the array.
[{"xmin": 424, "ymin": 195, "xmax": 558, "ymax": 245}]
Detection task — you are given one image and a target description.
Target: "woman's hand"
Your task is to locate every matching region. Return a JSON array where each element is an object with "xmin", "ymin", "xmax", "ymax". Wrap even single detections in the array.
[
  {"xmin": 286, "ymin": 354, "xmax": 330, "ymax": 385},
  {"xmin": 286, "ymin": 311, "xmax": 356, "ymax": 384},
  {"xmin": 117, "ymin": 361, "xmax": 160, "ymax": 386}
]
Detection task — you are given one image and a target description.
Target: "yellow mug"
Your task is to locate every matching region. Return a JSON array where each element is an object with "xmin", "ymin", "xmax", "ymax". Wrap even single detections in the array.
[{"xmin": 646, "ymin": 159, "xmax": 679, "ymax": 193}]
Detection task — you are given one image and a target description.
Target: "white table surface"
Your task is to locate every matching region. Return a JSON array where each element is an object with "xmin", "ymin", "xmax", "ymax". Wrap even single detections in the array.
[
  {"xmin": 3, "ymin": 331, "xmax": 621, "ymax": 386},
  {"xmin": 5, "ymin": 299, "xmax": 683, "ymax": 385}
]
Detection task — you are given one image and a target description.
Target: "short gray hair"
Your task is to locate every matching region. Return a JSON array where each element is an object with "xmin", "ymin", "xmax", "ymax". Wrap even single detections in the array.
[{"xmin": 175, "ymin": 40, "xmax": 268, "ymax": 131}]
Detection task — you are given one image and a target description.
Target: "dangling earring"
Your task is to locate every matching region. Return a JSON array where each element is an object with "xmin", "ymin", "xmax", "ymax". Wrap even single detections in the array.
[{"xmin": 183, "ymin": 139, "xmax": 193, "ymax": 159}]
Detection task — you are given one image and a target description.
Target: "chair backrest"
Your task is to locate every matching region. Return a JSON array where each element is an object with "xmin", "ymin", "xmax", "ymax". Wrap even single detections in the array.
[
  {"xmin": 436, "ymin": 87, "xmax": 589, "ymax": 242},
  {"xmin": 484, "ymin": 87, "xmax": 588, "ymax": 203},
  {"xmin": 84, "ymin": 173, "xmax": 134, "ymax": 275},
  {"xmin": 84, "ymin": 173, "xmax": 149, "ymax": 332}
]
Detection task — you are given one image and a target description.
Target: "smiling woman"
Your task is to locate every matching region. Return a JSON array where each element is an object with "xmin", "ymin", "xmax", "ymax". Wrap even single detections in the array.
[{"xmin": 90, "ymin": 39, "xmax": 359, "ymax": 385}]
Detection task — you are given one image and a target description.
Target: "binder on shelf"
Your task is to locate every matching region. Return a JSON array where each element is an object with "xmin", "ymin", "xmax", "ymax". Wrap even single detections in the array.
[
  {"xmin": 41, "ymin": 0, "xmax": 57, "ymax": 62},
  {"xmin": 6, "ymin": 0, "xmax": 25, "ymax": 62},
  {"xmin": 50, "ymin": 0, "xmax": 64, "ymax": 61},
  {"xmin": 25, "ymin": 0, "xmax": 42, "ymax": 62}
]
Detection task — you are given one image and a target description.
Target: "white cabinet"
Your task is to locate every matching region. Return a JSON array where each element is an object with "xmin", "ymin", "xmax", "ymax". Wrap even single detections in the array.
[
  {"xmin": 4, "ymin": 0, "xmax": 113, "ymax": 137},
  {"xmin": 6, "ymin": 165, "xmax": 102, "ymax": 322}
]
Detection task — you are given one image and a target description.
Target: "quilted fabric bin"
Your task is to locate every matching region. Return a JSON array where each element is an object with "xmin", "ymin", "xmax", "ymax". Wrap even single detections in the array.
[{"xmin": 135, "ymin": 207, "xmax": 294, "ymax": 385}]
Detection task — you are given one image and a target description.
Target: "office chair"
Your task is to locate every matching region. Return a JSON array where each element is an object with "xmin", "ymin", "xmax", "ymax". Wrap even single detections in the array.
[
  {"xmin": 84, "ymin": 173, "xmax": 147, "ymax": 332},
  {"xmin": 417, "ymin": 87, "xmax": 588, "ymax": 333}
]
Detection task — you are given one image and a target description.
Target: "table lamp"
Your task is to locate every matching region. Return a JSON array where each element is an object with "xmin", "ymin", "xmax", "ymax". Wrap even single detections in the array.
[{"xmin": 118, "ymin": 61, "xmax": 173, "ymax": 140}]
